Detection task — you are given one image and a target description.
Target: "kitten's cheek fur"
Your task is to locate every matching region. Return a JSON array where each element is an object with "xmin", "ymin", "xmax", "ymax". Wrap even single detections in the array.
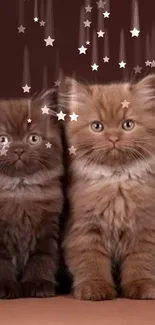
[{"xmin": 74, "ymin": 280, "xmax": 117, "ymax": 301}]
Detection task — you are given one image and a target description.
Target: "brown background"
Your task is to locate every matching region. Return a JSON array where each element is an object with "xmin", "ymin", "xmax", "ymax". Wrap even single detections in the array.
[{"xmin": 0, "ymin": 0, "xmax": 155, "ymax": 98}]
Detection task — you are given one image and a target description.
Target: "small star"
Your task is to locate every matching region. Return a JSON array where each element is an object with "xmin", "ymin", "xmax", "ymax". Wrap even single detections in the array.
[
  {"xmin": 17, "ymin": 25, "xmax": 26, "ymax": 33},
  {"xmin": 103, "ymin": 56, "xmax": 110, "ymax": 63},
  {"xmin": 44, "ymin": 36, "xmax": 55, "ymax": 46},
  {"xmin": 45, "ymin": 142, "xmax": 52, "ymax": 149},
  {"xmin": 54, "ymin": 80, "xmax": 61, "ymax": 87},
  {"xmin": 119, "ymin": 61, "xmax": 126, "ymax": 68},
  {"xmin": 145, "ymin": 60, "xmax": 151, "ymax": 66},
  {"xmin": 68, "ymin": 146, "xmax": 77, "ymax": 155},
  {"xmin": 86, "ymin": 40, "xmax": 90, "ymax": 45},
  {"xmin": 121, "ymin": 100, "xmax": 130, "ymax": 108},
  {"xmin": 78, "ymin": 45, "xmax": 87, "ymax": 54},
  {"xmin": 85, "ymin": 5, "xmax": 93, "ymax": 12},
  {"xmin": 83, "ymin": 19, "xmax": 91, "ymax": 27},
  {"xmin": 91, "ymin": 63, "xmax": 99, "ymax": 71},
  {"xmin": 34, "ymin": 17, "xmax": 39, "ymax": 22},
  {"xmin": 4, "ymin": 142, "xmax": 11, "ymax": 149},
  {"xmin": 130, "ymin": 28, "xmax": 140, "ymax": 37},
  {"xmin": 41, "ymin": 105, "xmax": 50, "ymax": 114},
  {"xmin": 56, "ymin": 111, "xmax": 66, "ymax": 121},
  {"xmin": 134, "ymin": 65, "xmax": 142, "ymax": 73},
  {"xmin": 69, "ymin": 112, "xmax": 79, "ymax": 121},
  {"xmin": 151, "ymin": 60, "xmax": 155, "ymax": 67},
  {"xmin": 40, "ymin": 20, "xmax": 46, "ymax": 26},
  {"xmin": 97, "ymin": 30, "xmax": 105, "ymax": 37},
  {"xmin": 96, "ymin": 0, "xmax": 106, "ymax": 9},
  {"xmin": 22, "ymin": 84, "xmax": 31, "ymax": 93},
  {"xmin": 103, "ymin": 11, "xmax": 110, "ymax": 18},
  {"xmin": 0, "ymin": 147, "xmax": 8, "ymax": 156},
  {"xmin": 27, "ymin": 118, "xmax": 32, "ymax": 123}
]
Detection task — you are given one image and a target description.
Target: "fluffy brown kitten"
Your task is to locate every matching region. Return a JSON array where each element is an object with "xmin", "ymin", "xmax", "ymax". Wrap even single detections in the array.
[
  {"xmin": 59, "ymin": 75, "xmax": 155, "ymax": 300},
  {"xmin": 0, "ymin": 92, "xmax": 63, "ymax": 298}
]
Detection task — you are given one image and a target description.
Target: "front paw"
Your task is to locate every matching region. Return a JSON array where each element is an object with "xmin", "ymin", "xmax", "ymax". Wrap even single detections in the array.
[
  {"xmin": 74, "ymin": 280, "xmax": 117, "ymax": 301},
  {"xmin": 122, "ymin": 279, "xmax": 155, "ymax": 299},
  {"xmin": 22, "ymin": 280, "xmax": 56, "ymax": 298},
  {"xmin": 0, "ymin": 281, "xmax": 21, "ymax": 299}
]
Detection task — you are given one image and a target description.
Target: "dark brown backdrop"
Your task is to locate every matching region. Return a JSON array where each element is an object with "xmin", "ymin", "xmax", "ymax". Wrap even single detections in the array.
[{"xmin": 0, "ymin": 0, "xmax": 155, "ymax": 98}]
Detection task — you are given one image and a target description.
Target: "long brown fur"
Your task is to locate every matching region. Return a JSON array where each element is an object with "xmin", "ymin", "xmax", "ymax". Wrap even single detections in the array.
[
  {"xmin": 0, "ymin": 92, "xmax": 63, "ymax": 298},
  {"xmin": 59, "ymin": 75, "xmax": 155, "ymax": 300}
]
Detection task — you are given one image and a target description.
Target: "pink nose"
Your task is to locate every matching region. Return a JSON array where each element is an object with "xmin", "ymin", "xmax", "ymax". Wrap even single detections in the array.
[{"xmin": 109, "ymin": 136, "xmax": 119, "ymax": 144}]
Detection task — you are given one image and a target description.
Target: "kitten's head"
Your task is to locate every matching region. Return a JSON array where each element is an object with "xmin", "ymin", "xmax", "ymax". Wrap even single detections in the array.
[
  {"xmin": 59, "ymin": 75, "xmax": 155, "ymax": 169},
  {"xmin": 0, "ymin": 90, "xmax": 62, "ymax": 177}
]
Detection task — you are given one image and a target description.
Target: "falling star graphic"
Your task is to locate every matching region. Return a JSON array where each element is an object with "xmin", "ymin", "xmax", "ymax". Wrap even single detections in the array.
[
  {"xmin": 130, "ymin": 0, "xmax": 140, "ymax": 37},
  {"xmin": 79, "ymin": 6, "xmax": 87, "ymax": 54},
  {"xmin": 119, "ymin": 29, "xmax": 126, "ymax": 69},
  {"xmin": 22, "ymin": 46, "xmax": 31, "ymax": 93},
  {"xmin": 145, "ymin": 33, "xmax": 151, "ymax": 65},
  {"xmin": 91, "ymin": 30, "xmax": 99, "ymax": 71},
  {"xmin": 103, "ymin": 28, "xmax": 110, "ymax": 62},
  {"xmin": 34, "ymin": 0, "xmax": 39, "ymax": 22},
  {"xmin": 18, "ymin": 0, "xmax": 25, "ymax": 33},
  {"xmin": 40, "ymin": 0, "xmax": 45, "ymax": 26},
  {"xmin": 97, "ymin": 8, "xmax": 104, "ymax": 37},
  {"xmin": 151, "ymin": 23, "xmax": 155, "ymax": 63},
  {"xmin": 44, "ymin": 0, "xmax": 55, "ymax": 47}
]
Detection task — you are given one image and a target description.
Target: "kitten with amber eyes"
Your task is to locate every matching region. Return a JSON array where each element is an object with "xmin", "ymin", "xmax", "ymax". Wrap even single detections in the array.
[
  {"xmin": 59, "ymin": 74, "xmax": 155, "ymax": 300},
  {"xmin": 0, "ymin": 92, "xmax": 63, "ymax": 298}
]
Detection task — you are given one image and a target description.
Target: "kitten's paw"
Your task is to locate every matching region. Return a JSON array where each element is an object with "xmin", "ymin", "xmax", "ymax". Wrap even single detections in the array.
[
  {"xmin": 0, "ymin": 281, "xmax": 21, "ymax": 299},
  {"xmin": 22, "ymin": 280, "xmax": 56, "ymax": 298},
  {"xmin": 74, "ymin": 280, "xmax": 117, "ymax": 301},
  {"xmin": 122, "ymin": 279, "xmax": 155, "ymax": 299}
]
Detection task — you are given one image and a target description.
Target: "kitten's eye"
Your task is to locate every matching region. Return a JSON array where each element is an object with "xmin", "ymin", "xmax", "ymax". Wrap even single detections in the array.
[
  {"xmin": 28, "ymin": 135, "xmax": 42, "ymax": 145},
  {"xmin": 91, "ymin": 121, "xmax": 104, "ymax": 132},
  {"xmin": 0, "ymin": 135, "xmax": 9, "ymax": 145},
  {"xmin": 122, "ymin": 120, "xmax": 135, "ymax": 131}
]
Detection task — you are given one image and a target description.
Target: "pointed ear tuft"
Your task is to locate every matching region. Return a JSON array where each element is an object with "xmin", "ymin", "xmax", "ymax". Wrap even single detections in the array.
[
  {"xmin": 58, "ymin": 77, "xmax": 89, "ymax": 112},
  {"xmin": 32, "ymin": 88, "xmax": 58, "ymax": 115},
  {"xmin": 134, "ymin": 74, "xmax": 155, "ymax": 104}
]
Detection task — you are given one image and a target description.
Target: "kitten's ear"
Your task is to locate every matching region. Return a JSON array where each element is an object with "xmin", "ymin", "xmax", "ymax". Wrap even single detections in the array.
[
  {"xmin": 32, "ymin": 88, "xmax": 58, "ymax": 114},
  {"xmin": 134, "ymin": 74, "xmax": 155, "ymax": 104},
  {"xmin": 58, "ymin": 77, "xmax": 89, "ymax": 112}
]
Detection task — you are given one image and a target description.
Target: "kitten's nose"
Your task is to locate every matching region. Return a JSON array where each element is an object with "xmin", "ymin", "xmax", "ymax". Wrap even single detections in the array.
[
  {"xmin": 14, "ymin": 148, "xmax": 24, "ymax": 157},
  {"xmin": 109, "ymin": 136, "xmax": 119, "ymax": 145}
]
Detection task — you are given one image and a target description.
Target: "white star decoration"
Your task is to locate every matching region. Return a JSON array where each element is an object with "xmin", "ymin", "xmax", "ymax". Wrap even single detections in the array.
[
  {"xmin": 17, "ymin": 25, "xmax": 26, "ymax": 33},
  {"xmin": 103, "ymin": 11, "xmax": 110, "ymax": 18},
  {"xmin": 97, "ymin": 30, "xmax": 105, "ymax": 37},
  {"xmin": 54, "ymin": 80, "xmax": 61, "ymax": 87},
  {"xmin": 91, "ymin": 63, "xmax": 99, "ymax": 71},
  {"xmin": 96, "ymin": 0, "xmax": 105, "ymax": 9},
  {"xmin": 69, "ymin": 112, "xmax": 79, "ymax": 121},
  {"xmin": 0, "ymin": 147, "xmax": 8, "ymax": 156},
  {"xmin": 130, "ymin": 28, "xmax": 140, "ymax": 37},
  {"xmin": 83, "ymin": 20, "xmax": 91, "ymax": 27},
  {"xmin": 22, "ymin": 84, "xmax": 31, "ymax": 93},
  {"xmin": 68, "ymin": 146, "xmax": 77, "ymax": 155},
  {"xmin": 45, "ymin": 142, "xmax": 52, "ymax": 149},
  {"xmin": 41, "ymin": 105, "xmax": 50, "ymax": 114},
  {"xmin": 86, "ymin": 41, "xmax": 90, "ymax": 45},
  {"xmin": 103, "ymin": 56, "xmax": 110, "ymax": 63},
  {"xmin": 151, "ymin": 60, "xmax": 155, "ymax": 67},
  {"xmin": 44, "ymin": 36, "xmax": 55, "ymax": 46},
  {"xmin": 85, "ymin": 5, "xmax": 93, "ymax": 12},
  {"xmin": 119, "ymin": 61, "xmax": 126, "ymax": 68},
  {"xmin": 34, "ymin": 17, "xmax": 39, "ymax": 22},
  {"xmin": 134, "ymin": 65, "xmax": 142, "ymax": 73},
  {"xmin": 121, "ymin": 100, "xmax": 130, "ymax": 108},
  {"xmin": 27, "ymin": 118, "xmax": 32, "ymax": 123},
  {"xmin": 78, "ymin": 45, "xmax": 87, "ymax": 54},
  {"xmin": 56, "ymin": 111, "xmax": 66, "ymax": 121},
  {"xmin": 40, "ymin": 20, "xmax": 46, "ymax": 26},
  {"xmin": 145, "ymin": 60, "xmax": 151, "ymax": 66}
]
